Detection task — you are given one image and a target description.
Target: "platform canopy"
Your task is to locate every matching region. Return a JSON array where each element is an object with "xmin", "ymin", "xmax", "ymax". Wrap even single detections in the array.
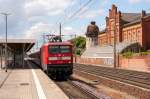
[{"xmin": 0, "ymin": 39, "xmax": 36, "ymax": 52}]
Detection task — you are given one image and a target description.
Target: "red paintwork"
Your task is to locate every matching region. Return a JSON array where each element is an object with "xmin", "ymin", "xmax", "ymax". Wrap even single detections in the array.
[{"xmin": 40, "ymin": 42, "xmax": 73, "ymax": 65}]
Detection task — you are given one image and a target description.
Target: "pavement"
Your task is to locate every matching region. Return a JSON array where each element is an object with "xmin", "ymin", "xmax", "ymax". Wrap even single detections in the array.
[{"xmin": 0, "ymin": 61, "xmax": 69, "ymax": 99}]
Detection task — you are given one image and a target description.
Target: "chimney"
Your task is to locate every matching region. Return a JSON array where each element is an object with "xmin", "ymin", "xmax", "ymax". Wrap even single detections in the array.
[
  {"xmin": 141, "ymin": 10, "xmax": 146, "ymax": 17},
  {"xmin": 106, "ymin": 17, "xmax": 109, "ymax": 21},
  {"xmin": 118, "ymin": 11, "xmax": 121, "ymax": 16},
  {"xmin": 106, "ymin": 17, "xmax": 109, "ymax": 26},
  {"xmin": 112, "ymin": 4, "xmax": 117, "ymax": 14},
  {"xmin": 109, "ymin": 9, "xmax": 111, "ymax": 17},
  {"xmin": 112, "ymin": 4, "xmax": 116, "ymax": 9}
]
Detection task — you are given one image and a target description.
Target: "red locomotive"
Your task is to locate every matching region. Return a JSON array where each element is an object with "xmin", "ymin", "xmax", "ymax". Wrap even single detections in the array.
[
  {"xmin": 29, "ymin": 41, "xmax": 73, "ymax": 79},
  {"xmin": 41, "ymin": 42, "xmax": 73, "ymax": 77}
]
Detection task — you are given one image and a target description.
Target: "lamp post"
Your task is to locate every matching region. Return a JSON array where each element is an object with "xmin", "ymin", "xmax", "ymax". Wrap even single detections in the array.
[
  {"xmin": 1, "ymin": 13, "xmax": 10, "ymax": 72},
  {"xmin": 59, "ymin": 23, "xmax": 62, "ymax": 42},
  {"xmin": 112, "ymin": 19, "xmax": 117, "ymax": 69},
  {"xmin": 43, "ymin": 33, "xmax": 46, "ymax": 44},
  {"xmin": 74, "ymin": 34, "xmax": 77, "ymax": 63}
]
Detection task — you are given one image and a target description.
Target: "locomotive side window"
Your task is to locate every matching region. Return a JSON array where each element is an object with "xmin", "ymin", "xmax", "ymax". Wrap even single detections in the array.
[
  {"xmin": 60, "ymin": 46, "xmax": 71, "ymax": 53},
  {"xmin": 49, "ymin": 45, "xmax": 59, "ymax": 54}
]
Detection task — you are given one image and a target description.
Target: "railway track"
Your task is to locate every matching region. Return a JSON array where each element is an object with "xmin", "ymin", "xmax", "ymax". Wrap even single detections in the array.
[
  {"xmin": 55, "ymin": 79, "xmax": 112, "ymax": 99},
  {"xmin": 74, "ymin": 63, "xmax": 150, "ymax": 89}
]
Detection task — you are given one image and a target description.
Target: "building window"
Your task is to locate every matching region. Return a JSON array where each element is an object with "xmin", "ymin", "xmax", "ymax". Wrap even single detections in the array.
[{"xmin": 136, "ymin": 31, "xmax": 138, "ymax": 42}]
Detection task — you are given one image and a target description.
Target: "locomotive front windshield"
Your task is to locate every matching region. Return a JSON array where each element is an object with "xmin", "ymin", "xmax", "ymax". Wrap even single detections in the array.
[
  {"xmin": 60, "ymin": 46, "xmax": 71, "ymax": 53},
  {"xmin": 49, "ymin": 45, "xmax": 71, "ymax": 54},
  {"xmin": 49, "ymin": 45, "xmax": 59, "ymax": 54}
]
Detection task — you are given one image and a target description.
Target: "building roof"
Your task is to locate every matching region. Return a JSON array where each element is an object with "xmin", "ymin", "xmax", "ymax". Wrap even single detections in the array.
[
  {"xmin": 123, "ymin": 19, "xmax": 141, "ymax": 27},
  {"xmin": 99, "ymin": 10, "xmax": 150, "ymax": 33},
  {"xmin": 0, "ymin": 39, "xmax": 35, "ymax": 52},
  {"xmin": 0, "ymin": 39, "xmax": 35, "ymax": 43},
  {"xmin": 121, "ymin": 13, "xmax": 150, "ymax": 27},
  {"xmin": 121, "ymin": 13, "xmax": 141, "ymax": 22},
  {"xmin": 99, "ymin": 29, "xmax": 106, "ymax": 34}
]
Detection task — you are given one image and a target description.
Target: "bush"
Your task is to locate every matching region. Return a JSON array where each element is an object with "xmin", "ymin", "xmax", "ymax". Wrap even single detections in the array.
[
  {"xmin": 122, "ymin": 51, "xmax": 134, "ymax": 58},
  {"xmin": 122, "ymin": 51, "xmax": 150, "ymax": 58},
  {"xmin": 76, "ymin": 49, "xmax": 81, "ymax": 55},
  {"xmin": 140, "ymin": 51, "xmax": 150, "ymax": 56}
]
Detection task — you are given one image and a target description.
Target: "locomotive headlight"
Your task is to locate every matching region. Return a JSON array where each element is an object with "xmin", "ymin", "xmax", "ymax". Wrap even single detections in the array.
[
  {"xmin": 49, "ymin": 57, "xmax": 58, "ymax": 60},
  {"xmin": 61, "ymin": 56, "xmax": 71, "ymax": 60}
]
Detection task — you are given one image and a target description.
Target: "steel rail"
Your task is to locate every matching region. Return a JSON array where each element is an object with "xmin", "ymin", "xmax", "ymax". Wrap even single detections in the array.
[{"xmin": 74, "ymin": 64, "xmax": 150, "ymax": 89}]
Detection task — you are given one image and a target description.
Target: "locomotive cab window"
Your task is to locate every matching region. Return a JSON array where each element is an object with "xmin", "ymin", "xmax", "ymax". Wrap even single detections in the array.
[
  {"xmin": 49, "ymin": 45, "xmax": 59, "ymax": 54},
  {"xmin": 60, "ymin": 46, "xmax": 71, "ymax": 53}
]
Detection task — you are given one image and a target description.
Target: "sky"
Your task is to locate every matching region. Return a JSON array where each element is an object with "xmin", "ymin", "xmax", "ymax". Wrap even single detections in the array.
[{"xmin": 0, "ymin": 0, "xmax": 150, "ymax": 47}]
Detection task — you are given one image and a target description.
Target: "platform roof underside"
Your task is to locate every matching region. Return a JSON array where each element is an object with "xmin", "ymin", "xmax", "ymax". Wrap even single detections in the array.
[{"xmin": 0, "ymin": 39, "xmax": 35, "ymax": 53}]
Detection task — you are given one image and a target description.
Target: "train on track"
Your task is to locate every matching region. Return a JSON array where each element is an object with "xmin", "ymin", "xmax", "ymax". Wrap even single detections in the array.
[{"xmin": 29, "ymin": 41, "xmax": 73, "ymax": 79}]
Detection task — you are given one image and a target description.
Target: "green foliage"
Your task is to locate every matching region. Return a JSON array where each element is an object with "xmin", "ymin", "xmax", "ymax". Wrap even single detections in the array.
[
  {"xmin": 122, "ymin": 51, "xmax": 134, "ymax": 58},
  {"xmin": 140, "ymin": 51, "xmax": 150, "ymax": 56},
  {"xmin": 122, "ymin": 51, "xmax": 150, "ymax": 58},
  {"xmin": 70, "ymin": 36, "xmax": 86, "ymax": 55},
  {"xmin": 75, "ymin": 36, "xmax": 86, "ymax": 48},
  {"xmin": 76, "ymin": 49, "xmax": 81, "ymax": 55}
]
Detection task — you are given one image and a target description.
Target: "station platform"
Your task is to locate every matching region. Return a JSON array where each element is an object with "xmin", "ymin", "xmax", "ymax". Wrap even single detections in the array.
[{"xmin": 0, "ymin": 61, "xmax": 69, "ymax": 99}]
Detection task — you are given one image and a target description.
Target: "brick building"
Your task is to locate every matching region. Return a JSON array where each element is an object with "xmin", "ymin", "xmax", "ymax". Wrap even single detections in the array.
[{"xmin": 98, "ymin": 4, "xmax": 150, "ymax": 51}]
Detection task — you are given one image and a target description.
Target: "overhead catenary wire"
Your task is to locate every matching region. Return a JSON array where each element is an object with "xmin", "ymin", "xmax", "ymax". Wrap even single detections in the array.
[
  {"xmin": 51, "ymin": 0, "xmax": 76, "ymax": 34},
  {"xmin": 40, "ymin": 0, "xmax": 97, "ymax": 43},
  {"xmin": 62, "ymin": 0, "xmax": 97, "ymax": 27},
  {"xmin": 66, "ymin": 0, "xmax": 93, "ymax": 20},
  {"xmin": 48, "ymin": 0, "xmax": 95, "ymax": 37},
  {"xmin": 60, "ymin": 0, "xmax": 97, "ymax": 39},
  {"xmin": 61, "ymin": 0, "xmax": 94, "ymax": 26}
]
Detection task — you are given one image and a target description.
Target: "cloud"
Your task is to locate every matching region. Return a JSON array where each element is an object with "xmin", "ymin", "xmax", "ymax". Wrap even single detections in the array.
[
  {"xmin": 24, "ymin": 22, "xmax": 53, "ymax": 39},
  {"xmin": 63, "ymin": 26, "xmax": 75, "ymax": 36},
  {"xmin": 24, "ymin": 0, "xmax": 73, "ymax": 18},
  {"xmin": 63, "ymin": 26, "xmax": 85, "ymax": 36},
  {"xmin": 0, "ymin": 0, "xmax": 27, "ymax": 37},
  {"xmin": 78, "ymin": 9, "xmax": 104, "ymax": 19},
  {"xmin": 99, "ymin": 24, "xmax": 106, "ymax": 30},
  {"xmin": 128, "ymin": 0, "xmax": 150, "ymax": 4},
  {"xmin": 128, "ymin": 0, "xmax": 141, "ymax": 3},
  {"xmin": 0, "ymin": 0, "xmax": 77, "ymax": 39},
  {"xmin": 64, "ymin": 26, "xmax": 73, "ymax": 31},
  {"xmin": 61, "ymin": 26, "xmax": 79, "ymax": 40},
  {"xmin": 101, "ymin": 0, "xmax": 109, "ymax": 7}
]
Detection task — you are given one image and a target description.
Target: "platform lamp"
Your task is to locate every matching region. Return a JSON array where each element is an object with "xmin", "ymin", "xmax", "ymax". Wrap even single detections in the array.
[{"xmin": 1, "ymin": 12, "xmax": 11, "ymax": 72}]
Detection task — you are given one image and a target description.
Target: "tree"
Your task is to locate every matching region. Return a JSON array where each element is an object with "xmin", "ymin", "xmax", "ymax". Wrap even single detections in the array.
[{"xmin": 70, "ymin": 36, "xmax": 86, "ymax": 55}]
